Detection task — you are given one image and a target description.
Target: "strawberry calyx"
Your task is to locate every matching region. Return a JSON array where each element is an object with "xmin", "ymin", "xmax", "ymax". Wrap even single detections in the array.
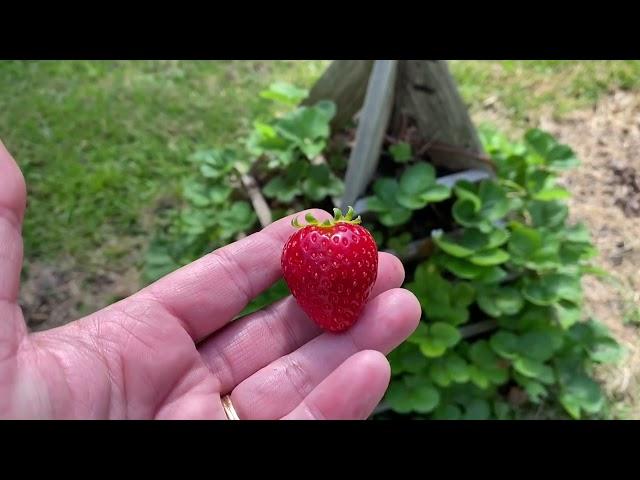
[{"xmin": 291, "ymin": 206, "xmax": 362, "ymax": 228}]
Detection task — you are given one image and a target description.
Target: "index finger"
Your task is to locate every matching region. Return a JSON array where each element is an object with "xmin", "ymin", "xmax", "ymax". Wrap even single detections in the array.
[{"xmin": 135, "ymin": 208, "xmax": 332, "ymax": 341}]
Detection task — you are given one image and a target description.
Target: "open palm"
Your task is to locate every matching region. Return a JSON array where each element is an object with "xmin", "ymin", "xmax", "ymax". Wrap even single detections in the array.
[{"xmin": 0, "ymin": 141, "xmax": 420, "ymax": 419}]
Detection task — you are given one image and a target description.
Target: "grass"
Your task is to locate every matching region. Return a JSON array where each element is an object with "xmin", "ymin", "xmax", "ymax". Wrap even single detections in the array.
[
  {"xmin": 0, "ymin": 60, "xmax": 329, "ymax": 267},
  {"xmin": 2, "ymin": 60, "xmax": 639, "ymax": 273},
  {"xmin": 450, "ymin": 60, "xmax": 640, "ymax": 123}
]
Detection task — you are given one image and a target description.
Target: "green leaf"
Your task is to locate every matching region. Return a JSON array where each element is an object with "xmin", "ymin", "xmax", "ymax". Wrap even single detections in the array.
[
  {"xmin": 192, "ymin": 148, "xmax": 237, "ymax": 179},
  {"xmin": 445, "ymin": 353, "xmax": 470, "ymax": 383},
  {"xmin": 525, "ymin": 169, "xmax": 555, "ymax": 195},
  {"xmin": 429, "ymin": 360, "xmax": 451, "ymax": 387},
  {"xmin": 259, "ymin": 82, "xmax": 308, "ymax": 105},
  {"xmin": 263, "ymin": 177, "xmax": 298, "ymax": 202},
  {"xmin": 469, "ymin": 340, "xmax": 499, "ymax": 367},
  {"xmin": 571, "ymin": 320, "xmax": 625, "ymax": 364},
  {"xmin": 183, "ymin": 180, "xmax": 213, "ymax": 207},
  {"xmin": 217, "ymin": 201, "xmax": 257, "ymax": 239},
  {"xmin": 474, "ymin": 266, "xmax": 508, "ymax": 284},
  {"xmin": 389, "ymin": 142, "xmax": 412, "ymax": 163},
  {"xmin": 432, "ymin": 229, "xmax": 480, "ymax": 258},
  {"xmin": 411, "ymin": 322, "xmax": 461, "ymax": 358},
  {"xmin": 397, "ymin": 163, "xmax": 450, "ymax": 210},
  {"xmin": 452, "ymin": 283, "xmax": 476, "ymax": 308},
  {"xmin": 468, "ymin": 248, "xmax": 510, "ymax": 266},
  {"xmin": 365, "ymin": 178, "xmax": 412, "ymax": 227},
  {"xmin": 513, "ymin": 357, "xmax": 555, "ymax": 384},
  {"xmin": 384, "ymin": 380, "xmax": 415, "ymax": 414},
  {"xmin": 452, "ymin": 199, "xmax": 489, "ymax": 231},
  {"xmin": 453, "ymin": 181, "xmax": 482, "ymax": 211},
  {"xmin": 589, "ymin": 336, "xmax": 624, "ymax": 364},
  {"xmin": 528, "ymin": 200, "xmax": 568, "ymax": 229},
  {"xmin": 486, "ymin": 228, "xmax": 511, "ymax": 249},
  {"xmin": 468, "ymin": 341, "xmax": 509, "ymax": 387},
  {"xmin": 468, "ymin": 365, "xmax": 490, "ymax": 389},
  {"xmin": 262, "ymin": 160, "xmax": 307, "ymax": 202},
  {"xmin": 559, "ymin": 394, "xmax": 582, "ymax": 419},
  {"xmin": 547, "ymin": 144, "xmax": 579, "ymax": 170},
  {"xmin": 564, "ymin": 223, "xmax": 592, "ymax": 243},
  {"xmin": 494, "ymin": 401, "xmax": 513, "ymax": 420},
  {"xmin": 388, "ymin": 343, "xmax": 428, "ymax": 375},
  {"xmin": 508, "ymin": 222, "xmax": 542, "ymax": 259},
  {"xmin": 452, "ymin": 180, "xmax": 512, "ymax": 233},
  {"xmin": 522, "ymin": 273, "xmax": 581, "ymax": 306},
  {"xmin": 525, "ymin": 128, "xmax": 579, "ymax": 170},
  {"xmin": 476, "ymin": 285, "xmax": 524, "ymax": 317},
  {"xmin": 302, "ymin": 163, "xmax": 344, "ymax": 201},
  {"xmin": 518, "ymin": 330, "xmax": 563, "ymax": 362},
  {"xmin": 386, "ymin": 376, "xmax": 440, "ymax": 414},
  {"xmin": 406, "ymin": 262, "xmax": 474, "ymax": 326},
  {"xmin": 420, "ymin": 184, "xmax": 451, "ymax": 203},
  {"xmin": 535, "ymin": 187, "xmax": 571, "ymax": 201},
  {"xmin": 419, "ymin": 339, "xmax": 448, "ymax": 358},
  {"xmin": 525, "ymin": 128, "xmax": 556, "ymax": 158},
  {"xmin": 554, "ymin": 300, "xmax": 582, "ymax": 329},
  {"xmin": 275, "ymin": 101, "xmax": 335, "ymax": 158},
  {"xmin": 431, "ymin": 322, "xmax": 462, "ymax": 348},
  {"xmin": 558, "ymin": 374, "xmax": 605, "ymax": 417},
  {"xmin": 514, "ymin": 373, "xmax": 548, "ymax": 403},
  {"xmin": 462, "ymin": 399, "xmax": 491, "ymax": 420},
  {"xmin": 433, "ymin": 403, "xmax": 462, "ymax": 420},
  {"xmin": 490, "ymin": 331, "xmax": 520, "ymax": 359},
  {"xmin": 478, "ymin": 180, "xmax": 511, "ymax": 220},
  {"xmin": 209, "ymin": 184, "xmax": 233, "ymax": 204},
  {"xmin": 436, "ymin": 254, "xmax": 490, "ymax": 280}
]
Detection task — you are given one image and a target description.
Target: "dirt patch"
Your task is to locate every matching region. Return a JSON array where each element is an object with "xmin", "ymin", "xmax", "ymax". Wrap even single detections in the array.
[
  {"xmin": 610, "ymin": 163, "xmax": 640, "ymax": 218},
  {"xmin": 20, "ymin": 257, "xmax": 141, "ymax": 332}
]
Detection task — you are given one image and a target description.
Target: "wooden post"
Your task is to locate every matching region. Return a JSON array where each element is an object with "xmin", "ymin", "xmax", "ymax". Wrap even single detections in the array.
[
  {"xmin": 392, "ymin": 60, "xmax": 491, "ymax": 172},
  {"xmin": 302, "ymin": 60, "xmax": 374, "ymax": 131}
]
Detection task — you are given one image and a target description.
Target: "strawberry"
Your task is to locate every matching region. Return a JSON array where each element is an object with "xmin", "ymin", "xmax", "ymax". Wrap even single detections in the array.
[{"xmin": 281, "ymin": 207, "xmax": 378, "ymax": 333}]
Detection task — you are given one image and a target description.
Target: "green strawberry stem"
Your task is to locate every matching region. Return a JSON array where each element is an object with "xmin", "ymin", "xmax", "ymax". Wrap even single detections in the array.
[{"xmin": 291, "ymin": 206, "xmax": 362, "ymax": 228}]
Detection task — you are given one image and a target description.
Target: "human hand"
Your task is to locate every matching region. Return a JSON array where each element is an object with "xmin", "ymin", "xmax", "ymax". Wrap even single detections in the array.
[{"xmin": 0, "ymin": 140, "xmax": 421, "ymax": 419}]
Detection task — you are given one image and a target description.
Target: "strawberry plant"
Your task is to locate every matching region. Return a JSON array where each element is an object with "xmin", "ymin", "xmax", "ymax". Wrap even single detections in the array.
[
  {"xmin": 374, "ymin": 127, "xmax": 624, "ymax": 419},
  {"xmin": 143, "ymin": 83, "xmax": 348, "ymax": 313}
]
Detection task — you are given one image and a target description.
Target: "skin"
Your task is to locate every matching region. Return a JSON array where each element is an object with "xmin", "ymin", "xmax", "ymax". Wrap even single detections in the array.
[{"xmin": 0, "ymin": 139, "xmax": 421, "ymax": 419}]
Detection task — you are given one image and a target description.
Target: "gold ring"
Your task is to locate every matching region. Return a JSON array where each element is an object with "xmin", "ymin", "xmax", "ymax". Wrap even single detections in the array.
[{"xmin": 221, "ymin": 394, "xmax": 240, "ymax": 420}]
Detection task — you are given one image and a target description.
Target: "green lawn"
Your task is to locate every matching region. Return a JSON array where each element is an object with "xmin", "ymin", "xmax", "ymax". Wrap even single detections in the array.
[
  {"xmin": 0, "ymin": 60, "xmax": 328, "ymax": 267},
  {"xmin": 450, "ymin": 60, "xmax": 640, "ymax": 122},
  {"xmin": 1, "ymin": 60, "xmax": 638, "ymax": 273}
]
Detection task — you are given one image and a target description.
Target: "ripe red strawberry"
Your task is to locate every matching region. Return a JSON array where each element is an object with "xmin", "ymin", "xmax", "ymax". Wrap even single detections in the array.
[{"xmin": 281, "ymin": 207, "xmax": 378, "ymax": 333}]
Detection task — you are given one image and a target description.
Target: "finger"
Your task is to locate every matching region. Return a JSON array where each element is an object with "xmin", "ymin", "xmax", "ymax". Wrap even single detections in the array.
[
  {"xmin": 231, "ymin": 288, "xmax": 421, "ymax": 419},
  {"xmin": 282, "ymin": 350, "xmax": 390, "ymax": 420},
  {"xmin": 0, "ymin": 140, "xmax": 28, "ymax": 357},
  {"xmin": 0, "ymin": 139, "xmax": 27, "ymax": 302},
  {"xmin": 199, "ymin": 252, "xmax": 405, "ymax": 393},
  {"xmin": 133, "ymin": 209, "xmax": 332, "ymax": 341}
]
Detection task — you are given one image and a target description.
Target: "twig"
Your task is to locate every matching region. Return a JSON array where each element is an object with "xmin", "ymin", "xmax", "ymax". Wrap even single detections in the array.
[
  {"xmin": 459, "ymin": 319, "xmax": 498, "ymax": 339},
  {"xmin": 240, "ymin": 173, "xmax": 272, "ymax": 228},
  {"xmin": 426, "ymin": 141, "xmax": 496, "ymax": 170}
]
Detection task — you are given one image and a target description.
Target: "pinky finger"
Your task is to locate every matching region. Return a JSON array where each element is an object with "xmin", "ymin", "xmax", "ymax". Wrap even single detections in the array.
[{"xmin": 282, "ymin": 350, "xmax": 391, "ymax": 420}]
